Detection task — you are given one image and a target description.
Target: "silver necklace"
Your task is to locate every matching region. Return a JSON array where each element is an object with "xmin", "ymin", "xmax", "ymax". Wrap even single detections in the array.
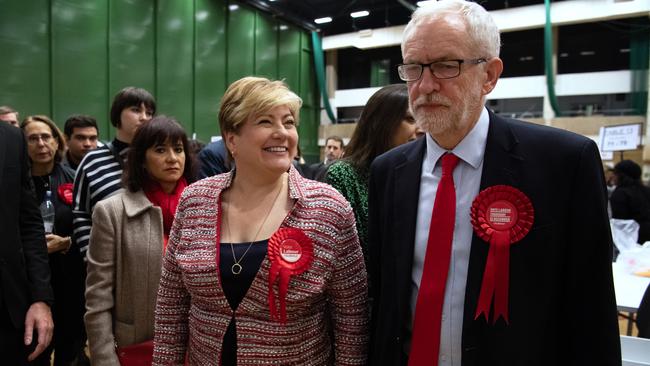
[{"xmin": 225, "ymin": 181, "xmax": 284, "ymax": 275}]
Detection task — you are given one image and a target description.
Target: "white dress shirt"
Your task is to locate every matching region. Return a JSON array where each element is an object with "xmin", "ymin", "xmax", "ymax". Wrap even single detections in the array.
[{"xmin": 407, "ymin": 107, "xmax": 490, "ymax": 365}]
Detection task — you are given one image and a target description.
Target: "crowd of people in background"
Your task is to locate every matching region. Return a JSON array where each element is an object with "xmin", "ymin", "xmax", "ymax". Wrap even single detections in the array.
[{"xmin": 0, "ymin": 0, "xmax": 643, "ymax": 365}]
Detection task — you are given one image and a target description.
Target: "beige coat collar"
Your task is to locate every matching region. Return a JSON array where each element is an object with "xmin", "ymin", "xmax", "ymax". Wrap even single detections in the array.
[{"xmin": 122, "ymin": 189, "xmax": 156, "ymax": 218}]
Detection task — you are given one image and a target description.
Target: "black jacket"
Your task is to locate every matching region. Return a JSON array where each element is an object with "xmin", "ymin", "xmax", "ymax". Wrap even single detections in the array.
[
  {"xmin": 368, "ymin": 112, "xmax": 620, "ymax": 365},
  {"xmin": 0, "ymin": 123, "xmax": 53, "ymax": 329}
]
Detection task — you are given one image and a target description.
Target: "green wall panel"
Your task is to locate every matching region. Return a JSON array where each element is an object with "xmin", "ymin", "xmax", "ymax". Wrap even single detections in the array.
[
  {"xmin": 254, "ymin": 13, "xmax": 278, "ymax": 79},
  {"xmin": 194, "ymin": 0, "xmax": 227, "ymax": 139},
  {"xmin": 51, "ymin": 0, "xmax": 108, "ymax": 128},
  {"xmin": 227, "ymin": 5, "xmax": 255, "ymax": 84},
  {"xmin": 278, "ymin": 25, "xmax": 301, "ymax": 94},
  {"xmin": 0, "ymin": 0, "xmax": 319, "ymax": 147},
  {"xmin": 299, "ymin": 32, "xmax": 316, "ymax": 107},
  {"xmin": 299, "ymin": 33, "xmax": 319, "ymax": 162},
  {"xmin": 0, "ymin": 0, "xmax": 51, "ymax": 118},
  {"xmin": 108, "ymin": 0, "xmax": 156, "ymax": 139},
  {"xmin": 156, "ymin": 0, "xmax": 194, "ymax": 131}
]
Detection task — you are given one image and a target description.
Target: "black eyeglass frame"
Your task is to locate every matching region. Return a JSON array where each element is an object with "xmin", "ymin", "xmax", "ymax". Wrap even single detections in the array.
[{"xmin": 397, "ymin": 58, "xmax": 488, "ymax": 82}]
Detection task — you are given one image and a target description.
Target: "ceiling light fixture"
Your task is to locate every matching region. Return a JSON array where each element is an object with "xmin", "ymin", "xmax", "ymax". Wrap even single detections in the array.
[
  {"xmin": 350, "ymin": 10, "xmax": 369, "ymax": 18},
  {"xmin": 314, "ymin": 17, "xmax": 333, "ymax": 24},
  {"xmin": 228, "ymin": 4, "xmax": 239, "ymax": 11}
]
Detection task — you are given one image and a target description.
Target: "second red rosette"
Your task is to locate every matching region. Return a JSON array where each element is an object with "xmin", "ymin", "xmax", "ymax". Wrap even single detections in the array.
[
  {"xmin": 57, "ymin": 183, "xmax": 74, "ymax": 206},
  {"xmin": 470, "ymin": 185, "xmax": 534, "ymax": 324},
  {"xmin": 267, "ymin": 227, "xmax": 314, "ymax": 323}
]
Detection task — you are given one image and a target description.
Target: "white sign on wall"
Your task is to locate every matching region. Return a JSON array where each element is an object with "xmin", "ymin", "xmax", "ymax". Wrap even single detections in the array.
[{"xmin": 599, "ymin": 124, "xmax": 642, "ymax": 152}]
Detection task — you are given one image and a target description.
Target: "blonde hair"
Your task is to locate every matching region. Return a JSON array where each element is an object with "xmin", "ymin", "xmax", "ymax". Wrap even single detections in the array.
[
  {"xmin": 218, "ymin": 77, "xmax": 302, "ymax": 135},
  {"xmin": 403, "ymin": 0, "xmax": 501, "ymax": 59}
]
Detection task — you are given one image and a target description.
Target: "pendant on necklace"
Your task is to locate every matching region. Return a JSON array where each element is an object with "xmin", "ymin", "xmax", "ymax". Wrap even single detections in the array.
[{"xmin": 231, "ymin": 263, "xmax": 243, "ymax": 275}]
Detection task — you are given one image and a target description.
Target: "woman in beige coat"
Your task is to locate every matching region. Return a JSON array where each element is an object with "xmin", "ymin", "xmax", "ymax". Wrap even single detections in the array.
[{"xmin": 85, "ymin": 116, "xmax": 195, "ymax": 364}]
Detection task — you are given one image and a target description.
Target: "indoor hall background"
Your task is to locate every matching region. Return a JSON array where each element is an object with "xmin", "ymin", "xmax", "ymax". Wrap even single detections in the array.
[{"xmin": 0, "ymin": 0, "xmax": 321, "ymax": 162}]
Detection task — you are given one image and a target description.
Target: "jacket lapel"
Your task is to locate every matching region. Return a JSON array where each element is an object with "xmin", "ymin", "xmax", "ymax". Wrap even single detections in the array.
[
  {"xmin": 392, "ymin": 138, "xmax": 426, "ymax": 317},
  {"xmin": 462, "ymin": 112, "xmax": 524, "ymax": 359}
]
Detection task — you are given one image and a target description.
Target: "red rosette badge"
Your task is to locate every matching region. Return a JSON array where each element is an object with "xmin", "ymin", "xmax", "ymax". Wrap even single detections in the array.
[
  {"xmin": 470, "ymin": 185, "xmax": 534, "ymax": 324},
  {"xmin": 267, "ymin": 228, "xmax": 313, "ymax": 324},
  {"xmin": 57, "ymin": 183, "xmax": 74, "ymax": 206}
]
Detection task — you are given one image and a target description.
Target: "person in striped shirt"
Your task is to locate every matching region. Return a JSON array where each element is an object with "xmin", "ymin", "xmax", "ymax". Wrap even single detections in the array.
[{"xmin": 72, "ymin": 87, "xmax": 156, "ymax": 257}]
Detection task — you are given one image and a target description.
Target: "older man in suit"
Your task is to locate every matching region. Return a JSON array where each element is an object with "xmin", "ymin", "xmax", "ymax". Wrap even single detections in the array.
[
  {"xmin": 0, "ymin": 121, "xmax": 54, "ymax": 364},
  {"xmin": 368, "ymin": 1, "xmax": 620, "ymax": 365}
]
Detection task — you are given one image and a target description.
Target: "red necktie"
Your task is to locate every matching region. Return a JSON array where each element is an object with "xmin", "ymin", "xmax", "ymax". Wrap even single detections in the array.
[{"xmin": 409, "ymin": 153, "xmax": 460, "ymax": 366}]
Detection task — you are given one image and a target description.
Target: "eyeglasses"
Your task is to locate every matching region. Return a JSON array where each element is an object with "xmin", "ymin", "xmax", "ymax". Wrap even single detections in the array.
[
  {"xmin": 27, "ymin": 133, "xmax": 53, "ymax": 145},
  {"xmin": 397, "ymin": 58, "xmax": 487, "ymax": 82}
]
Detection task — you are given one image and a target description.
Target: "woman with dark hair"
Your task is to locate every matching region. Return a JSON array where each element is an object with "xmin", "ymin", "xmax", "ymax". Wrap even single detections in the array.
[
  {"xmin": 610, "ymin": 159, "xmax": 650, "ymax": 243},
  {"xmin": 73, "ymin": 86, "xmax": 156, "ymax": 259},
  {"xmin": 326, "ymin": 84, "xmax": 416, "ymax": 263},
  {"xmin": 85, "ymin": 116, "xmax": 195, "ymax": 365},
  {"xmin": 21, "ymin": 115, "xmax": 87, "ymax": 366}
]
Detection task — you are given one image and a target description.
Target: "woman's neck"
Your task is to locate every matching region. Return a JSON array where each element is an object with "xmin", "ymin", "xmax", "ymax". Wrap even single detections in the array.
[
  {"xmin": 32, "ymin": 161, "xmax": 54, "ymax": 176},
  {"xmin": 159, "ymin": 181, "xmax": 177, "ymax": 194},
  {"xmin": 230, "ymin": 168, "xmax": 286, "ymax": 201}
]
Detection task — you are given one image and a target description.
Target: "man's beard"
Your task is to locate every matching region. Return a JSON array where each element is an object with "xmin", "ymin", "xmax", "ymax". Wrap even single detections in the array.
[
  {"xmin": 411, "ymin": 92, "xmax": 483, "ymax": 137},
  {"xmin": 411, "ymin": 94, "xmax": 456, "ymax": 136}
]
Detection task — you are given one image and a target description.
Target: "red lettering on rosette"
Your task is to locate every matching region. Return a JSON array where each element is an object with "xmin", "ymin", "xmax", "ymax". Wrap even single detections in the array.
[
  {"xmin": 267, "ymin": 228, "xmax": 313, "ymax": 324},
  {"xmin": 470, "ymin": 185, "xmax": 534, "ymax": 324}
]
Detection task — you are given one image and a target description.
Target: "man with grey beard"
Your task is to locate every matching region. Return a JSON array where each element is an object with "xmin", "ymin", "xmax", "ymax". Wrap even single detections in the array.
[{"xmin": 367, "ymin": 1, "xmax": 620, "ymax": 365}]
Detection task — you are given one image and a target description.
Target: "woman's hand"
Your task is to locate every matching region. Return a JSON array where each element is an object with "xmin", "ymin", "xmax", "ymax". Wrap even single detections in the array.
[{"xmin": 45, "ymin": 234, "xmax": 71, "ymax": 254}]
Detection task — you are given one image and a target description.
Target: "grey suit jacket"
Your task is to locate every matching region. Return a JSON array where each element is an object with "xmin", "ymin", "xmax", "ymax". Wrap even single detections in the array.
[{"xmin": 85, "ymin": 189, "xmax": 164, "ymax": 365}]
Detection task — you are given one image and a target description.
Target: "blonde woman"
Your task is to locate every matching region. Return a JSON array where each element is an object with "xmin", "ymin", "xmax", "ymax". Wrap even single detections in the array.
[{"xmin": 153, "ymin": 77, "xmax": 368, "ymax": 365}]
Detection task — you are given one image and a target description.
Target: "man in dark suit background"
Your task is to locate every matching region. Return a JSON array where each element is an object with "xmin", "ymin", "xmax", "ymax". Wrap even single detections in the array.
[
  {"xmin": 0, "ymin": 121, "xmax": 54, "ymax": 363},
  {"xmin": 368, "ymin": 1, "xmax": 620, "ymax": 365}
]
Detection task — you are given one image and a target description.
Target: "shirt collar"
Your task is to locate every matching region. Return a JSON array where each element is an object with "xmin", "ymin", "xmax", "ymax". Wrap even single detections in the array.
[{"xmin": 423, "ymin": 106, "xmax": 490, "ymax": 173}]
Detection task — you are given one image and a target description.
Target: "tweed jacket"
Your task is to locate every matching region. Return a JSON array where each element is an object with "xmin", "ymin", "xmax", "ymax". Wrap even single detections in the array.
[
  {"xmin": 85, "ymin": 189, "xmax": 164, "ymax": 365},
  {"xmin": 153, "ymin": 166, "xmax": 368, "ymax": 365}
]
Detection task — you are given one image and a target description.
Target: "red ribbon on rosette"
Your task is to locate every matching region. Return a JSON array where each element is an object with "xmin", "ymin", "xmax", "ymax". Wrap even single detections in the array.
[
  {"xmin": 470, "ymin": 185, "xmax": 534, "ymax": 324},
  {"xmin": 267, "ymin": 228, "xmax": 313, "ymax": 324},
  {"xmin": 57, "ymin": 183, "xmax": 74, "ymax": 206}
]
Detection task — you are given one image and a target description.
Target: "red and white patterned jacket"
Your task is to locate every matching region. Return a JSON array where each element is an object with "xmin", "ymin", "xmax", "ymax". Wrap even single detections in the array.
[{"xmin": 153, "ymin": 166, "xmax": 368, "ymax": 365}]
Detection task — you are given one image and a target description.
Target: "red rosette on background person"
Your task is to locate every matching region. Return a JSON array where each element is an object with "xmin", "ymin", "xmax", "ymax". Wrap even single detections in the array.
[
  {"xmin": 267, "ymin": 228, "xmax": 313, "ymax": 324},
  {"xmin": 57, "ymin": 183, "xmax": 74, "ymax": 206},
  {"xmin": 470, "ymin": 185, "xmax": 534, "ymax": 324}
]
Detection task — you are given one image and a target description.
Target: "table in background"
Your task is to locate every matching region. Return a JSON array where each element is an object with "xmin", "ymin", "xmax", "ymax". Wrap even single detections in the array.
[{"xmin": 613, "ymin": 262, "xmax": 650, "ymax": 335}]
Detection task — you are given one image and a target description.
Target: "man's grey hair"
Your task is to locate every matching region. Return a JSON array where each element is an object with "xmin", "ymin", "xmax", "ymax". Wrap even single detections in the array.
[{"xmin": 402, "ymin": 0, "xmax": 501, "ymax": 59}]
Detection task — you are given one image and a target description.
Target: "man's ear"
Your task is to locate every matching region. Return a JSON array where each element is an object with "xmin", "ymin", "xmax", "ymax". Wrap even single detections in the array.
[{"xmin": 482, "ymin": 57, "xmax": 503, "ymax": 95}]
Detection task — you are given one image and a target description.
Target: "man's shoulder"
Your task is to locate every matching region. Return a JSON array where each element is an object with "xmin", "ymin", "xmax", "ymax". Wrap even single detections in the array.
[
  {"xmin": 372, "ymin": 138, "xmax": 424, "ymax": 171},
  {"xmin": 496, "ymin": 115, "xmax": 591, "ymax": 145},
  {"xmin": 0, "ymin": 123, "xmax": 24, "ymax": 151},
  {"xmin": 200, "ymin": 140, "xmax": 226, "ymax": 157}
]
